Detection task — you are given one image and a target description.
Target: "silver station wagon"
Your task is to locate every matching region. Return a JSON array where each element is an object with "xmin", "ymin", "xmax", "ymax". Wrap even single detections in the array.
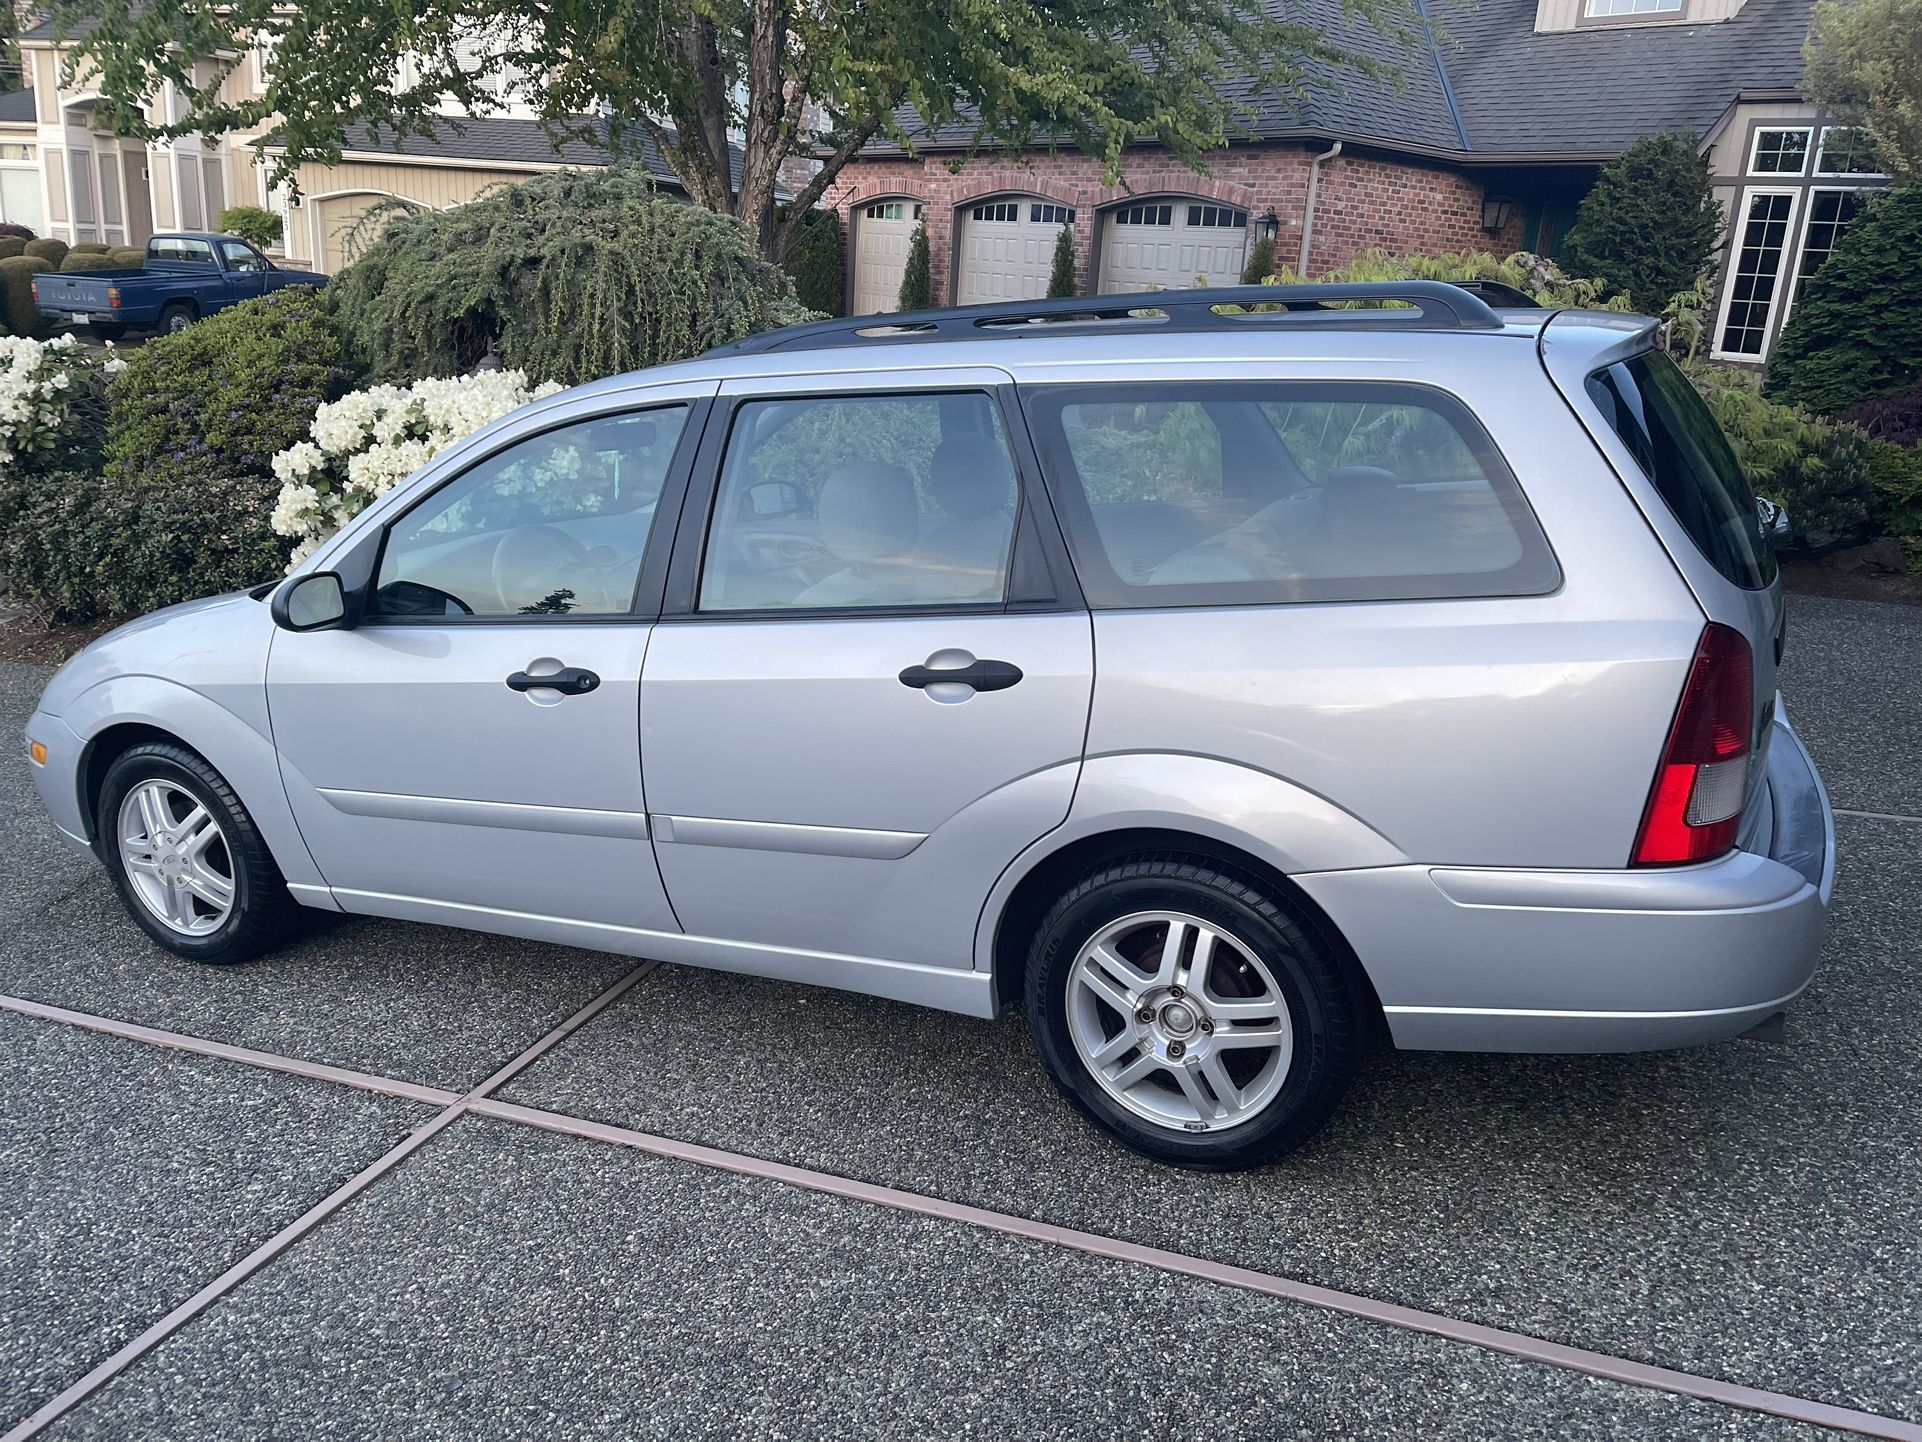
[{"xmin": 26, "ymin": 283, "xmax": 1836, "ymax": 1169}]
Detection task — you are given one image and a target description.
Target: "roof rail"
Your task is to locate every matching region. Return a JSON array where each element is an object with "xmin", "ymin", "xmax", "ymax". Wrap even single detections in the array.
[{"xmin": 709, "ymin": 281, "xmax": 1508, "ymax": 356}]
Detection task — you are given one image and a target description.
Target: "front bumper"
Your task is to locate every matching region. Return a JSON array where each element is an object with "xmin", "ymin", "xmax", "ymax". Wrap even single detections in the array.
[
  {"xmin": 1298, "ymin": 709, "xmax": 1835, "ymax": 1053},
  {"xmin": 25, "ymin": 709, "xmax": 94, "ymax": 858}
]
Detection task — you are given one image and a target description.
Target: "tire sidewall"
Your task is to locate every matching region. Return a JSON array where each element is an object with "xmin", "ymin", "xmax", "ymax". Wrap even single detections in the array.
[
  {"xmin": 97, "ymin": 749, "xmax": 256, "ymax": 960},
  {"xmin": 1027, "ymin": 864, "xmax": 1351, "ymax": 1170}
]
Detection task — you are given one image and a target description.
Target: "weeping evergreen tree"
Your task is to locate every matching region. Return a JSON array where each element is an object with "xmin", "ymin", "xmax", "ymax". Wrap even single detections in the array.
[
  {"xmin": 327, "ymin": 167, "xmax": 817, "ymax": 387},
  {"xmin": 1046, "ymin": 225, "xmax": 1078, "ymax": 298},
  {"xmin": 897, "ymin": 224, "xmax": 933, "ymax": 310}
]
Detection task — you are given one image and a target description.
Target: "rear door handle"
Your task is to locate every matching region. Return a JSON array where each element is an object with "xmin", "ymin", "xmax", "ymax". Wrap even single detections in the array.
[
  {"xmin": 506, "ymin": 666, "xmax": 601, "ymax": 696},
  {"xmin": 898, "ymin": 659, "xmax": 1023, "ymax": 692}
]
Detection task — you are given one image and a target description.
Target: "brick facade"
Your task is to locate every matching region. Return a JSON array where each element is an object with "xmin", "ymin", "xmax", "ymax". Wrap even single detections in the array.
[{"xmin": 826, "ymin": 143, "xmax": 1532, "ymax": 308}]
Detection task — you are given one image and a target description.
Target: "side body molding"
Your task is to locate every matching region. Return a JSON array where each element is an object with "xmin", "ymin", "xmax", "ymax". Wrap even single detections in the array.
[{"xmin": 973, "ymin": 751, "xmax": 1406, "ymax": 972}]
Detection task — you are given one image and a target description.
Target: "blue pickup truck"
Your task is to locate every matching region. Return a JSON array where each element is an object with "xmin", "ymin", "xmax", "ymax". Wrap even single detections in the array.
[{"xmin": 33, "ymin": 232, "xmax": 328, "ymax": 340}]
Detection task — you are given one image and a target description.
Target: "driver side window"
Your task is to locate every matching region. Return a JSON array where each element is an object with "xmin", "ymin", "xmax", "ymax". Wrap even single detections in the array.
[{"xmin": 373, "ymin": 406, "xmax": 688, "ymax": 618}]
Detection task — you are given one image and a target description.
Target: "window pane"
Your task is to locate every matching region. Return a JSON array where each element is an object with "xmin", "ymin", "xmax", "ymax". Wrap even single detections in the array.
[
  {"xmin": 1815, "ymin": 126, "xmax": 1881, "ymax": 176},
  {"xmin": 1585, "ymin": 352, "xmax": 1774, "ymax": 590},
  {"xmin": 1027, "ymin": 381, "xmax": 1556, "ymax": 607},
  {"xmin": 1751, "ymin": 129, "xmax": 1811, "ymax": 175},
  {"xmin": 1790, "ymin": 189, "xmax": 1866, "ymax": 309},
  {"xmin": 1717, "ymin": 191, "xmax": 1794, "ymax": 356},
  {"xmin": 700, "ymin": 393, "xmax": 1018, "ymax": 612},
  {"xmin": 374, "ymin": 407, "xmax": 686, "ymax": 617}
]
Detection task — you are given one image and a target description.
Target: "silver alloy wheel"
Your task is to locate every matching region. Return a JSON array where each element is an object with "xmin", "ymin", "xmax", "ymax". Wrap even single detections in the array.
[
  {"xmin": 117, "ymin": 779, "xmax": 236, "ymax": 936},
  {"xmin": 1066, "ymin": 910, "xmax": 1294, "ymax": 1134}
]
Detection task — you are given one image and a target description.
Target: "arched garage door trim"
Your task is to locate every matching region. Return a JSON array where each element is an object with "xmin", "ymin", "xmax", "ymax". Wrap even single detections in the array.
[
  {"xmin": 847, "ymin": 192, "xmax": 926, "ymax": 315},
  {"xmin": 949, "ymin": 190, "xmax": 1080, "ymax": 307},
  {"xmin": 1093, "ymin": 192, "xmax": 1253, "ymax": 294},
  {"xmin": 306, "ymin": 187, "xmax": 414, "ymax": 271}
]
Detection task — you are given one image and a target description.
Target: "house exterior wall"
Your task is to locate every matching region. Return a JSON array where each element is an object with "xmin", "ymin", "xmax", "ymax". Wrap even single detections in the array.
[
  {"xmin": 827, "ymin": 144, "xmax": 1531, "ymax": 308},
  {"xmin": 281, "ymin": 158, "xmax": 541, "ymax": 267}
]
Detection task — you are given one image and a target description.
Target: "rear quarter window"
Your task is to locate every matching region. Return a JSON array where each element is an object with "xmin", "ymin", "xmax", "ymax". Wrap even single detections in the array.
[
  {"xmin": 1584, "ymin": 352, "xmax": 1776, "ymax": 591},
  {"xmin": 1022, "ymin": 380, "xmax": 1559, "ymax": 608}
]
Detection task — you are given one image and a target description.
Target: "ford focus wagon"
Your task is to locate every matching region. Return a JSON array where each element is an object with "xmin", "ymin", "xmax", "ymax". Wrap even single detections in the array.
[{"xmin": 26, "ymin": 283, "xmax": 1835, "ymax": 1169}]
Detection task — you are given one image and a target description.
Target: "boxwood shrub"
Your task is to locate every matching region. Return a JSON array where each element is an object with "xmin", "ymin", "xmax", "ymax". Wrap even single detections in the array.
[
  {"xmin": 23, "ymin": 238, "xmax": 67, "ymax": 269},
  {"xmin": 0, "ymin": 255, "xmax": 49, "ymax": 337}
]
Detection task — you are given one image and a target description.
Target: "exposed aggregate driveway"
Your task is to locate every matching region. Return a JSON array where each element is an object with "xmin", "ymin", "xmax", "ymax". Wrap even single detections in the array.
[{"xmin": 1, "ymin": 592, "xmax": 1918, "ymax": 1440}]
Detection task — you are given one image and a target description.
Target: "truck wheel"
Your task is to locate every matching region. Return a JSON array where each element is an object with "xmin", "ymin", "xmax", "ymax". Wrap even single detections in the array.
[
  {"xmin": 88, "ymin": 322, "xmax": 127, "ymax": 343},
  {"xmin": 158, "ymin": 303, "xmax": 195, "ymax": 335}
]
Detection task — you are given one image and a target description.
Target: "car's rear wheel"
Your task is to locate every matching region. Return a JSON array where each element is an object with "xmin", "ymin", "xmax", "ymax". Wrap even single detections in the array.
[
  {"xmin": 158, "ymin": 302, "xmax": 195, "ymax": 335},
  {"xmin": 1025, "ymin": 855, "xmax": 1360, "ymax": 1170},
  {"xmin": 97, "ymin": 742, "xmax": 296, "ymax": 964}
]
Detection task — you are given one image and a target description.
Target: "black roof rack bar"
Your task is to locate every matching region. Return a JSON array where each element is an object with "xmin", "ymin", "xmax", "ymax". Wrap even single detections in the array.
[{"xmin": 709, "ymin": 281, "xmax": 1508, "ymax": 356}]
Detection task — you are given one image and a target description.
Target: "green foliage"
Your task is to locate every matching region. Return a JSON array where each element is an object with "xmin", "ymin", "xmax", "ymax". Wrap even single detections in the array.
[
  {"xmin": 1865, "ymin": 438, "xmax": 1922, "ymax": 566},
  {"xmin": 62, "ymin": 0, "xmax": 1427, "ymax": 266},
  {"xmin": 780, "ymin": 208, "xmax": 844, "ymax": 316},
  {"xmin": 329, "ymin": 167, "xmax": 816, "ymax": 388},
  {"xmin": 1806, "ymin": 0, "xmax": 1922, "ymax": 183},
  {"xmin": 897, "ymin": 223, "xmax": 932, "ymax": 311},
  {"xmin": 0, "ymin": 237, "xmax": 23, "ymax": 259},
  {"xmin": 68, "ymin": 242, "xmax": 110, "ymax": 256},
  {"xmin": 1240, "ymin": 235, "xmax": 1276, "ymax": 285},
  {"xmin": 217, "ymin": 204, "xmax": 284, "ymax": 250},
  {"xmin": 65, "ymin": 287, "xmax": 351, "ymax": 618},
  {"xmin": 1047, "ymin": 224, "xmax": 1079, "ymax": 298},
  {"xmin": 60, "ymin": 252, "xmax": 122, "ymax": 273},
  {"xmin": 1562, "ymin": 135, "xmax": 1721, "ymax": 312},
  {"xmin": 1258, "ymin": 248, "xmax": 1631, "ymax": 309},
  {"xmin": 1767, "ymin": 187, "xmax": 1922, "ymax": 416},
  {"xmin": 23, "ymin": 238, "xmax": 67, "ymax": 269},
  {"xmin": 0, "ymin": 255, "xmax": 48, "ymax": 338},
  {"xmin": 1686, "ymin": 360, "xmax": 1878, "ymax": 541},
  {"xmin": 107, "ymin": 247, "xmax": 145, "ymax": 266}
]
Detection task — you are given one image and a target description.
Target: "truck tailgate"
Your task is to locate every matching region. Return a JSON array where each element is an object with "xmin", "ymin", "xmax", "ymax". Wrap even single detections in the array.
[{"xmin": 33, "ymin": 272, "xmax": 132, "ymax": 314}]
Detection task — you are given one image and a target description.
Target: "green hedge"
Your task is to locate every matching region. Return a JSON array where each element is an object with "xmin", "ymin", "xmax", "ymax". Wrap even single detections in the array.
[
  {"xmin": 1561, "ymin": 134, "xmax": 1722, "ymax": 312},
  {"xmin": 0, "ymin": 237, "xmax": 23, "ymax": 260},
  {"xmin": 897, "ymin": 223, "xmax": 932, "ymax": 310},
  {"xmin": 107, "ymin": 246, "xmax": 145, "ymax": 266},
  {"xmin": 68, "ymin": 242, "xmax": 110, "ymax": 256},
  {"xmin": 60, "ymin": 252, "xmax": 122, "ymax": 273},
  {"xmin": 23, "ymin": 238, "xmax": 67, "ymax": 269},
  {"xmin": 0, "ymin": 254, "xmax": 48, "ymax": 337},
  {"xmin": 780, "ymin": 209, "xmax": 844, "ymax": 316}
]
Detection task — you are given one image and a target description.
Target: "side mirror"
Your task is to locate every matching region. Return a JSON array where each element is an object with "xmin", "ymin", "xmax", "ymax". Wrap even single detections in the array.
[
  {"xmin": 271, "ymin": 572, "xmax": 348, "ymax": 632},
  {"xmin": 1757, "ymin": 495, "xmax": 1793, "ymax": 550}
]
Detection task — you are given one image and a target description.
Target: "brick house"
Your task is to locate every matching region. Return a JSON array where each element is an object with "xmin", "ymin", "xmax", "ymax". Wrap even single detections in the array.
[{"xmin": 828, "ymin": 0, "xmax": 1892, "ymax": 364}]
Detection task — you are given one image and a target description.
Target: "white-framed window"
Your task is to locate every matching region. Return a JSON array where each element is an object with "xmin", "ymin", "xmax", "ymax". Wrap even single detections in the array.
[
  {"xmin": 0, "ymin": 143, "xmax": 33, "ymax": 161},
  {"xmin": 1030, "ymin": 203, "xmax": 1074, "ymax": 225},
  {"xmin": 1748, "ymin": 127, "xmax": 1813, "ymax": 176},
  {"xmin": 864, "ymin": 201, "xmax": 921, "ymax": 221},
  {"xmin": 1187, "ymin": 204, "xmax": 1248, "ymax": 229},
  {"xmin": 1712, "ymin": 188, "xmax": 1801, "ymax": 360},
  {"xmin": 1784, "ymin": 187, "xmax": 1868, "ymax": 319},
  {"xmin": 970, "ymin": 201, "xmax": 1019, "ymax": 223},
  {"xmin": 1113, "ymin": 203, "xmax": 1173, "ymax": 226},
  {"xmin": 1813, "ymin": 126, "xmax": 1883, "ymax": 178},
  {"xmin": 1583, "ymin": 0, "xmax": 1682, "ymax": 16}
]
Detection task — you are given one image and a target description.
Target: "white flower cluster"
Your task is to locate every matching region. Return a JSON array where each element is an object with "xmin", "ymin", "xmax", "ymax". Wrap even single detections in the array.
[
  {"xmin": 269, "ymin": 369, "xmax": 561, "ymax": 568},
  {"xmin": 0, "ymin": 333, "xmax": 109, "ymax": 466}
]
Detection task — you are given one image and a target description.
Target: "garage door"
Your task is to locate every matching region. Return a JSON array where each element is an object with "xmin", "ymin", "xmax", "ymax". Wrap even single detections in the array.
[
  {"xmin": 315, "ymin": 193, "xmax": 407, "ymax": 272},
  {"xmin": 1098, "ymin": 200, "xmax": 1249, "ymax": 294},
  {"xmin": 956, "ymin": 198, "xmax": 1074, "ymax": 305},
  {"xmin": 852, "ymin": 199, "xmax": 923, "ymax": 314}
]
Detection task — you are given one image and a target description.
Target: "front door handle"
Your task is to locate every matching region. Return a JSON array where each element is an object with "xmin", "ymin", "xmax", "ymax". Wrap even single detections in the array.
[
  {"xmin": 898, "ymin": 659, "xmax": 1024, "ymax": 692},
  {"xmin": 506, "ymin": 666, "xmax": 601, "ymax": 696}
]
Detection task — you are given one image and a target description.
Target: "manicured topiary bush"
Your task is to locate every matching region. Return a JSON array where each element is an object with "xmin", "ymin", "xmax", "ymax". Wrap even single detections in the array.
[
  {"xmin": 107, "ymin": 247, "xmax": 145, "ymax": 266},
  {"xmin": 68, "ymin": 242, "xmax": 110, "ymax": 256},
  {"xmin": 897, "ymin": 223, "xmax": 932, "ymax": 310},
  {"xmin": 328, "ymin": 166, "xmax": 816, "ymax": 387},
  {"xmin": 0, "ymin": 254, "xmax": 49, "ymax": 337},
  {"xmin": 1047, "ymin": 224, "xmax": 1078, "ymax": 297},
  {"xmin": 60, "ymin": 252, "xmax": 121, "ymax": 273},
  {"xmin": 1562, "ymin": 134, "xmax": 1721, "ymax": 312},
  {"xmin": 1768, "ymin": 187, "xmax": 1922, "ymax": 417},
  {"xmin": 1240, "ymin": 235, "xmax": 1277, "ymax": 286},
  {"xmin": 0, "ymin": 238, "xmax": 24, "ymax": 259},
  {"xmin": 217, "ymin": 204, "xmax": 283, "ymax": 251},
  {"xmin": 780, "ymin": 208, "xmax": 844, "ymax": 316},
  {"xmin": 23, "ymin": 238, "xmax": 68, "ymax": 269}
]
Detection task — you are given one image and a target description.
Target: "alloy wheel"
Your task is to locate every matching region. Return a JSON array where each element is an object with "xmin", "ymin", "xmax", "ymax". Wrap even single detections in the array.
[{"xmin": 117, "ymin": 779, "xmax": 236, "ymax": 936}]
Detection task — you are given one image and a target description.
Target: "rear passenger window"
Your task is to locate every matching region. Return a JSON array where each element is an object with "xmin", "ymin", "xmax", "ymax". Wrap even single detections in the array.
[
  {"xmin": 1585, "ymin": 352, "xmax": 1776, "ymax": 591},
  {"xmin": 699, "ymin": 392, "xmax": 1019, "ymax": 612},
  {"xmin": 1024, "ymin": 381, "xmax": 1558, "ymax": 607}
]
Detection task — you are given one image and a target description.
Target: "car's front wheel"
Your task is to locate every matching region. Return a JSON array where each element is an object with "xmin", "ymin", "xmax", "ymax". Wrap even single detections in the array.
[
  {"xmin": 1025, "ymin": 855, "xmax": 1361, "ymax": 1170},
  {"xmin": 97, "ymin": 742, "xmax": 296, "ymax": 964}
]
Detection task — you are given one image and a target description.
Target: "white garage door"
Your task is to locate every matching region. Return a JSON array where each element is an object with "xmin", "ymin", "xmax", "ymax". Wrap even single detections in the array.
[
  {"xmin": 316, "ymin": 193, "xmax": 408, "ymax": 272},
  {"xmin": 1098, "ymin": 200, "xmax": 1249, "ymax": 294},
  {"xmin": 956, "ymin": 198, "xmax": 1074, "ymax": 305},
  {"xmin": 852, "ymin": 199, "xmax": 923, "ymax": 314}
]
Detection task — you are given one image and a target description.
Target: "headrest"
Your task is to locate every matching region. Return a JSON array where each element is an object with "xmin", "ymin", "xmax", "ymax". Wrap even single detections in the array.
[
  {"xmin": 929, "ymin": 433, "xmax": 1015, "ymax": 521},
  {"xmin": 817, "ymin": 461, "xmax": 920, "ymax": 564}
]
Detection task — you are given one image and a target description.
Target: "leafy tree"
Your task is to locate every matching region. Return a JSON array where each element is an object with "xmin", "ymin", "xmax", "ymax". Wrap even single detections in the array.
[
  {"xmin": 1241, "ymin": 235, "xmax": 1277, "ymax": 285},
  {"xmin": 1806, "ymin": 0, "xmax": 1922, "ymax": 184},
  {"xmin": 780, "ymin": 208, "xmax": 844, "ymax": 316},
  {"xmin": 329, "ymin": 166, "xmax": 815, "ymax": 387},
  {"xmin": 1768, "ymin": 186, "xmax": 1922, "ymax": 415},
  {"xmin": 49, "ymin": 0, "xmax": 1423, "ymax": 261},
  {"xmin": 1045, "ymin": 224, "xmax": 1077, "ymax": 298},
  {"xmin": 897, "ymin": 223, "xmax": 932, "ymax": 311},
  {"xmin": 1561, "ymin": 134, "xmax": 1721, "ymax": 311},
  {"xmin": 217, "ymin": 204, "xmax": 284, "ymax": 250}
]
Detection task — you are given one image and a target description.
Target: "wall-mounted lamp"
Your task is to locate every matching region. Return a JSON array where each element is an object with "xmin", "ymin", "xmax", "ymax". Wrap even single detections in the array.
[
  {"xmin": 1253, "ymin": 209, "xmax": 1280, "ymax": 244},
  {"xmin": 1481, "ymin": 196, "xmax": 1514, "ymax": 233}
]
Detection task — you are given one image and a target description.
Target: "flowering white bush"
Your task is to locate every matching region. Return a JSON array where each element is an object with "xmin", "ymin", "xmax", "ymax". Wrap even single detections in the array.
[
  {"xmin": 270, "ymin": 369, "xmax": 562, "ymax": 568},
  {"xmin": 0, "ymin": 333, "xmax": 121, "ymax": 467}
]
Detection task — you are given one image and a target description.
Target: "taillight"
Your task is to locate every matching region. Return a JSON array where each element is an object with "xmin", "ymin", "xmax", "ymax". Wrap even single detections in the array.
[
  {"xmin": 108, "ymin": 286, "xmax": 121, "ymax": 309},
  {"xmin": 29, "ymin": 280, "xmax": 37, "ymax": 302},
  {"xmin": 1632, "ymin": 623, "xmax": 1753, "ymax": 865}
]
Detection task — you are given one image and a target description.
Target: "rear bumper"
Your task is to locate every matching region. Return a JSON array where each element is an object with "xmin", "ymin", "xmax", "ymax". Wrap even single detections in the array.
[{"xmin": 1298, "ymin": 709, "xmax": 1835, "ymax": 1053}]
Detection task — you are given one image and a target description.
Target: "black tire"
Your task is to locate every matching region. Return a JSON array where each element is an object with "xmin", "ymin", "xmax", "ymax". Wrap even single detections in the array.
[
  {"xmin": 158, "ymin": 302, "xmax": 195, "ymax": 335},
  {"xmin": 1024, "ymin": 853, "xmax": 1361, "ymax": 1171},
  {"xmin": 88, "ymin": 321, "xmax": 127, "ymax": 342},
  {"xmin": 96, "ymin": 742, "xmax": 297, "ymax": 964}
]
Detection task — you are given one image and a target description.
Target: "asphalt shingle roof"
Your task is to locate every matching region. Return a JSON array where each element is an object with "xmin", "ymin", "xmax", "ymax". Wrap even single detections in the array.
[{"xmin": 0, "ymin": 89, "xmax": 36, "ymax": 125}]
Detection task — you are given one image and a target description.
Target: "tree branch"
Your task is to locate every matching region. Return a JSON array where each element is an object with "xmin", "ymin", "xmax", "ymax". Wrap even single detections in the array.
[{"xmin": 771, "ymin": 109, "xmax": 893, "ymax": 258}]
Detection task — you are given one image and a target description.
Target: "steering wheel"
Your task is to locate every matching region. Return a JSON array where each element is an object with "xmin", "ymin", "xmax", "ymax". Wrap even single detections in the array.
[{"xmin": 490, "ymin": 524, "xmax": 618, "ymax": 614}]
